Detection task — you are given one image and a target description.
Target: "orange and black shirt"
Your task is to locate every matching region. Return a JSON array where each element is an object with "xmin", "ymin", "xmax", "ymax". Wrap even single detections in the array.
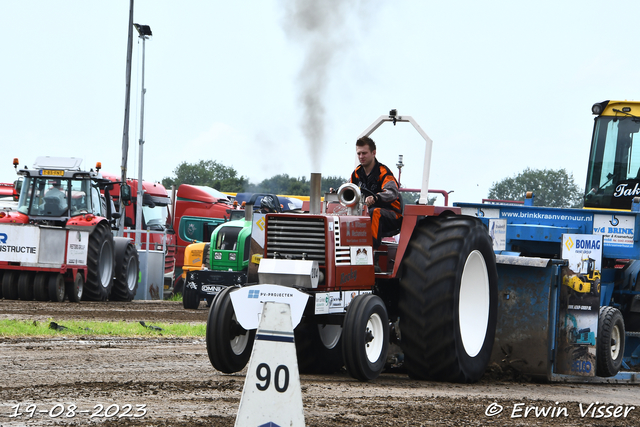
[{"xmin": 350, "ymin": 159, "xmax": 402, "ymax": 215}]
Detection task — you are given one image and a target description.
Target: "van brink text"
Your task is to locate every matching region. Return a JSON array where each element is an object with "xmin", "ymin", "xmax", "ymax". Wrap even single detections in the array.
[{"xmin": 484, "ymin": 402, "xmax": 636, "ymax": 419}]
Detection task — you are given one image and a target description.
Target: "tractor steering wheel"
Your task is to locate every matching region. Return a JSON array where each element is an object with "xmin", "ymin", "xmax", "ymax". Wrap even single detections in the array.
[{"xmin": 360, "ymin": 187, "xmax": 375, "ymax": 198}]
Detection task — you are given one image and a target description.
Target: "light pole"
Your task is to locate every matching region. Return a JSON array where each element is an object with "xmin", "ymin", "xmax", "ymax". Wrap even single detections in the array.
[{"xmin": 133, "ymin": 23, "xmax": 152, "ymax": 249}]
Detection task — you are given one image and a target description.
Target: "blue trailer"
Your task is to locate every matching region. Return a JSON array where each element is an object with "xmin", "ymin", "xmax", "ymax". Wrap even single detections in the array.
[{"xmin": 456, "ymin": 100, "xmax": 640, "ymax": 382}]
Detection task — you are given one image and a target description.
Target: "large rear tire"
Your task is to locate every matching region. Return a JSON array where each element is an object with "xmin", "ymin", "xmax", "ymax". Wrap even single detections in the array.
[
  {"xmin": 342, "ymin": 294, "xmax": 389, "ymax": 381},
  {"xmin": 83, "ymin": 222, "xmax": 114, "ymax": 301},
  {"xmin": 398, "ymin": 216, "xmax": 498, "ymax": 383},
  {"xmin": 2, "ymin": 271, "xmax": 19, "ymax": 300},
  {"xmin": 110, "ymin": 240, "xmax": 139, "ymax": 302},
  {"xmin": 597, "ymin": 306, "xmax": 625, "ymax": 377},
  {"xmin": 295, "ymin": 322, "xmax": 344, "ymax": 374},
  {"xmin": 206, "ymin": 286, "xmax": 255, "ymax": 373}
]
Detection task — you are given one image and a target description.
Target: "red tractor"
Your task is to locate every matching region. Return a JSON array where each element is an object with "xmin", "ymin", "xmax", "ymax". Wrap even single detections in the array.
[
  {"xmin": 206, "ymin": 111, "xmax": 499, "ymax": 382},
  {"xmin": 0, "ymin": 157, "xmax": 139, "ymax": 302}
]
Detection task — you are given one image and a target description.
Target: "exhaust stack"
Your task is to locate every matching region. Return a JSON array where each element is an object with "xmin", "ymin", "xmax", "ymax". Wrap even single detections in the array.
[{"xmin": 309, "ymin": 173, "xmax": 322, "ymax": 214}]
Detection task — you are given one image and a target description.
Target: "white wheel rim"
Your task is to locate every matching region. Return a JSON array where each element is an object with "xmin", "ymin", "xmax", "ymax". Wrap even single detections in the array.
[
  {"xmin": 75, "ymin": 277, "xmax": 83, "ymax": 299},
  {"xmin": 365, "ymin": 313, "xmax": 384, "ymax": 363},
  {"xmin": 459, "ymin": 250, "xmax": 490, "ymax": 358},
  {"xmin": 230, "ymin": 314, "xmax": 248, "ymax": 355},
  {"xmin": 99, "ymin": 241, "xmax": 113, "ymax": 289},
  {"xmin": 319, "ymin": 324, "xmax": 342, "ymax": 350},
  {"xmin": 611, "ymin": 323, "xmax": 621, "ymax": 360}
]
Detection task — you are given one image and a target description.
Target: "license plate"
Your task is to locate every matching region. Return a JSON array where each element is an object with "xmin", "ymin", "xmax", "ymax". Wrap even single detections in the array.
[{"xmin": 41, "ymin": 169, "xmax": 64, "ymax": 176}]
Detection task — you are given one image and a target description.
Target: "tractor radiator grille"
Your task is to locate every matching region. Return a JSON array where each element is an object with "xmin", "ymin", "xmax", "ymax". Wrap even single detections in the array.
[{"xmin": 266, "ymin": 216, "xmax": 326, "ymax": 264}]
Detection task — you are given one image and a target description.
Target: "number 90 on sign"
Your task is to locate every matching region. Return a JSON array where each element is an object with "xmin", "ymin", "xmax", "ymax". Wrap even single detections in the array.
[{"xmin": 256, "ymin": 363, "xmax": 289, "ymax": 393}]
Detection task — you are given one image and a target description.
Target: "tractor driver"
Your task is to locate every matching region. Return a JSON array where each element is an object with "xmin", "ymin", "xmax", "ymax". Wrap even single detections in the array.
[
  {"xmin": 350, "ymin": 136, "xmax": 402, "ymax": 248},
  {"xmin": 44, "ymin": 179, "xmax": 68, "ymax": 213}
]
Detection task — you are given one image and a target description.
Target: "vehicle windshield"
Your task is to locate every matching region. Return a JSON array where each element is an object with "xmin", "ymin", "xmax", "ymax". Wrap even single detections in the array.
[
  {"xmin": 191, "ymin": 185, "xmax": 230, "ymax": 202},
  {"xmin": 215, "ymin": 226, "xmax": 241, "ymax": 251},
  {"xmin": 18, "ymin": 177, "xmax": 92, "ymax": 217},
  {"xmin": 142, "ymin": 205, "xmax": 169, "ymax": 230},
  {"xmin": 584, "ymin": 115, "xmax": 640, "ymax": 208}
]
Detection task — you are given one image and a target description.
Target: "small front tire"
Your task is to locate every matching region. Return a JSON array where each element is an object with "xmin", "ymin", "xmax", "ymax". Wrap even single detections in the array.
[
  {"xmin": 597, "ymin": 306, "xmax": 625, "ymax": 377},
  {"xmin": 206, "ymin": 286, "xmax": 255, "ymax": 373},
  {"xmin": 182, "ymin": 283, "xmax": 200, "ymax": 310},
  {"xmin": 342, "ymin": 294, "xmax": 389, "ymax": 381}
]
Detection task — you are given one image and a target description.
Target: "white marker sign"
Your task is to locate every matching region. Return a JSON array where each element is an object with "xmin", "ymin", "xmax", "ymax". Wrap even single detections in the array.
[
  {"xmin": 235, "ymin": 302, "xmax": 305, "ymax": 427},
  {"xmin": 230, "ymin": 284, "xmax": 309, "ymax": 331}
]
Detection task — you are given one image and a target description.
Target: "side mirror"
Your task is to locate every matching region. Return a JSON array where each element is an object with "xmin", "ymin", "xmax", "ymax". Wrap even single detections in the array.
[{"xmin": 121, "ymin": 183, "xmax": 132, "ymax": 206}]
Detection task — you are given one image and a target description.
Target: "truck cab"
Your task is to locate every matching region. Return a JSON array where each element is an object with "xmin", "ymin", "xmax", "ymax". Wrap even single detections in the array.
[
  {"xmin": 102, "ymin": 173, "xmax": 176, "ymax": 296},
  {"xmin": 585, "ymin": 100, "xmax": 640, "ymax": 209}
]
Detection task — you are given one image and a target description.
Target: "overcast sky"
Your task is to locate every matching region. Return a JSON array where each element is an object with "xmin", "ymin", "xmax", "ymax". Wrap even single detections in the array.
[{"xmin": 2, "ymin": 1, "xmax": 639, "ymax": 205}]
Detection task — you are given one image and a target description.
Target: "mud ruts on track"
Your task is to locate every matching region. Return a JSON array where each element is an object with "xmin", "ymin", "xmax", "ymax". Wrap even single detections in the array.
[{"xmin": 1, "ymin": 300, "xmax": 639, "ymax": 426}]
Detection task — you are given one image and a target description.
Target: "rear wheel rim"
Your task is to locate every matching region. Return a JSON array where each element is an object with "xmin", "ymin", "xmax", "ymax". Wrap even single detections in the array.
[
  {"xmin": 126, "ymin": 256, "xmax": 137, "ymax": 292},
  {"xmin": 98, "ymin": 241, "xmax": 113, "ymax": 289},
  {"xmin": 458, "ymin": 250, "xmax": 490, "ymax": 358}
]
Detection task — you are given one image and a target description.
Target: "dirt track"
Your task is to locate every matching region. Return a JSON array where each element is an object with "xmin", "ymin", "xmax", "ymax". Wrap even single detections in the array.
[{"xmin": 1, "ymin": 300, "xmax": 639, "ymax": 426}]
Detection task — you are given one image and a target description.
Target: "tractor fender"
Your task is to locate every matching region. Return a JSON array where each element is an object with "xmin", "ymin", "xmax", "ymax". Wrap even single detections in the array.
[{"xmin": 66, "ymin": 216, "xmax": 109, "ymax": 232}]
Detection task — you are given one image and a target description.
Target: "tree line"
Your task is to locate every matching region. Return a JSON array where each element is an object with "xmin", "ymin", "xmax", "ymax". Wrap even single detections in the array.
[
  {"xmin": 161, "ymin": 160, "xmax": 347, "ymax": 196},
  {"xmin": 162, "ymin": 160, "xmax": 584, "ymax": 207}
]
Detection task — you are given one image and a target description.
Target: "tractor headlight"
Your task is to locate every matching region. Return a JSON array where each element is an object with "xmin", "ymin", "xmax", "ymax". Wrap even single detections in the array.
[{"xmin": 229, "ymin": 253, "xmax": 237, "ymax": 261}]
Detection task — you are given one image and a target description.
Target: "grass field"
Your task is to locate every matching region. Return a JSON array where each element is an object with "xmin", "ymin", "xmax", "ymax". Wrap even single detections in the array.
[{"xmin": 0, "ymin": 319, "xmax": 205, "ymax": 338}]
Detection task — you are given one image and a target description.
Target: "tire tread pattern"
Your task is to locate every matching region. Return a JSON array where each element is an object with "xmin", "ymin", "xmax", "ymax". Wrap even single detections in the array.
[
  {"xmin": 342, "ymin": 294, "xmax": 389, "ymax": 381},
  {"xmin": 83, "ymin": 222, "xmax": 114, "ymax": 301},
  {"xmin": 398, "ymin": 216, "xmax": 498, "ymax": 383},
  {"xmin": 596, "ymin": 306, "xmax": 625, "ymax": 377},
  {"xmin": 110, "ymin": 241, "xmax": 139, "ymax": 301},
  {"xmin": 206, "ymin": 287, "xmax": 255, "ymax": 373}
]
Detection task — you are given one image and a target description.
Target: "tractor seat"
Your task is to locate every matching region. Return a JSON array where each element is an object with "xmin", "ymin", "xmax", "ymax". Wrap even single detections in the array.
[{"xmin": 43, "ymin": 196, "xmax": 65, "ymax": 216}]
